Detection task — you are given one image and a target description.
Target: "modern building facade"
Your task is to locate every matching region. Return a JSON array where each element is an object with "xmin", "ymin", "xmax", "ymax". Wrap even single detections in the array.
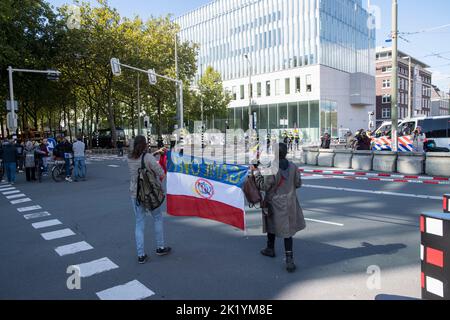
[
  {"xmin": 431, "ymin": 85, "xmax": 450, "ymax": 116},
  {"xmin": 375, "ymin": 47, "xmax": 433, "ymax": 128},
  {"xmin": 176, "ymin": 0, "xmax": 376, "ymax": 141}
]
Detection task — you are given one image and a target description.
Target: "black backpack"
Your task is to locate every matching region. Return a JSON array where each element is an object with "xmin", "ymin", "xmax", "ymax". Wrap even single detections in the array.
[{"xmin": 136, "ymin": 153, "xmax": 165, "ymax": 211}]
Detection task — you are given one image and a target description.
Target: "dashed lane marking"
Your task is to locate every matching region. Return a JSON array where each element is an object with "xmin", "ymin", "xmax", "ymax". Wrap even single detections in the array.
[
  {"xmin": 96, "ymin": 280, "xmax": 155, "ymax": 300},
  {"xmin": 17, "ymin": 205, "xmax": 42, "ymax": 212},
  {"xmin": 31, "ymin": 219, "xmax": 62, "ymax": 229},
  {"xmin": 55, "ymin": 241, "xmax": 94, "ymax": 256},
  {"xmin": 305, "ymin": 218, "xmax": 344, "ymax": 227},
  {"xmin": 41, "ymin": 228, "xmax": 75, "ymax": 240},
  {"xmin": 72, "ymin": 257, "xmax": 119, "ymax": 278}
]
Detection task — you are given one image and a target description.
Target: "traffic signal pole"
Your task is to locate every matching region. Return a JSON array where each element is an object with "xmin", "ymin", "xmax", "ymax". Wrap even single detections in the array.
[{"xmin": 391, "ymin": 0, "xmax": 399, "ymax": 151}]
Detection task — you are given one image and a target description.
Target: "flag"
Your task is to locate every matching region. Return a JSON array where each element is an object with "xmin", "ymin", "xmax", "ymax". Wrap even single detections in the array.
[{"xmin": 166, "ymin": 152, "xmax": 248, "ymax": 230}]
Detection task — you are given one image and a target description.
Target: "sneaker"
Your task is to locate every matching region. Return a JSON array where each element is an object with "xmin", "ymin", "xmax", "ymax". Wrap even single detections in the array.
[
  {"xmin": 138, "ymin": 254, "xmax": 149, "ymax": 264},
  {"xmin": 65, "ymin": 177, "xmax": 73, "ymax": 182},
  {"xmin": 156, "ymin": 247, "xmax": 172, "ymax": 256}
]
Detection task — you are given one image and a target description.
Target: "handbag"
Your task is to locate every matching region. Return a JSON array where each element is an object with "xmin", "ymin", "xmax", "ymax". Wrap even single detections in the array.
[
  {"xmin": 243, "ymin": 173, "xmax": 263, "ymax": 208},
  {"xmin": 260, "ymin": 174, "xmax": 285, "ymax": 215}
]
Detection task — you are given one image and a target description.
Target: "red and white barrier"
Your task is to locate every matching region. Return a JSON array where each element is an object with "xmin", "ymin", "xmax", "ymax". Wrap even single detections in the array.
[
  {"xmin": 300, "ymin": 173, "xmax": 450, "ymax": 185},
  {"xmin": 444, "ymin": 195, "xmax": 450, "ymax": 214},
  {"xmin": 420, "ymin": 195, "xmax": 450, "ymax": 300}
]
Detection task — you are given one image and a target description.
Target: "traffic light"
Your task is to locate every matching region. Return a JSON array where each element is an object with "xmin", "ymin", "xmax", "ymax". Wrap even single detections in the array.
[
  {"xmin": 148, "ymin": 69, "xmax": 157, "ymax": 85},
  {"xmin": 47, "ymin": 70, "xmax": 60, "ymax": 81},
  {"xmin": 110, "ymin": 58, "xmax": 121, "ymax": 76}
]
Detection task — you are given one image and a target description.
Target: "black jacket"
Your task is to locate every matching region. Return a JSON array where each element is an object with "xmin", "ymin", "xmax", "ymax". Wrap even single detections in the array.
[{"xmin": 1, "ymin": 143, "xmax": 17, "ymax": 163}]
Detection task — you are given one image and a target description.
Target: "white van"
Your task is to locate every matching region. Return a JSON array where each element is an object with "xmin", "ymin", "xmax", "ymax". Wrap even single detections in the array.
[{"xmin": 371, "ymin": 116, "xmax": 450, "ymax": 152}]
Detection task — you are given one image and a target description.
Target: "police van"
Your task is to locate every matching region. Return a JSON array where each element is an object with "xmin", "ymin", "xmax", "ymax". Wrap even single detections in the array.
[{"xmin": 372, "ymin": 116, "xmax": 450, "ymax": 152}]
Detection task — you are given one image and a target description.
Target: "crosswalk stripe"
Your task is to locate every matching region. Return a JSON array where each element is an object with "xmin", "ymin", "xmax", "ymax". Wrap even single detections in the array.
[
  {"xmin": 41, "ymin": 228, "xmax": 75, "ymax": 240},
  {"xmin": 17, "ymin": 205, "xmax": 42, "ymax": 212},
  {"xmin": 23, "ymin": 212, "xmax": 51, "ymax": 220},
  {"xmin": 2, "ymin": 190, "xmax": 20, "ymax": 195},
  {"xmin": 0, "ymin": 184, "xmax": 12, "ymax": 188},
  {"xmin": 0, "ymin": 187, "xmax": 16, "ymax": 192},
  {"xmin": 72, "ymin": 257, "xmax": 119, "ymax": 278},
  {"xmin": 6, "ymin": 193, "xmax": 26, "ymax": 199},
  {"xmin": 96, "ymin": 280, "xmax": 155, "ymax": 300},
  {"xmin": 32, "ymin": 219, "xmax": 62, "ymax": 229},
  {"xmin": 55, "ymin": 241, "xmax": 94, "ymax": 256},
  {"xmin": 10, "ymin": 198, "xmax": 32, "ymax": 205}
]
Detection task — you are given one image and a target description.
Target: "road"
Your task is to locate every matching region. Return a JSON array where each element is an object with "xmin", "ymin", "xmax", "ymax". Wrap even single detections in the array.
[{"xmin": 0, "ymin": 154, "xmax": 447, "ymax": 300}]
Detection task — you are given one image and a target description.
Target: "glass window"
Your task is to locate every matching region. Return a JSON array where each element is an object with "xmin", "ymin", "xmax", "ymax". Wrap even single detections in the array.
[
  {"xmin": 240, "ymin": 85, "xmax": 245, "ymax": 100},
  {"xmin": 306, "ymin": 75, "xmax": 312, "ymax": 92},
  {"xmin": 285, "ymin": 78, "xmax": 290, "ymax": 95},
  {"xmin": 278, "ymin": 103, "xmax": 288, "ymax": 129},
  {"xmin": 382, "ymin": 108, "xmax": 391, "ymax": 119},
  {"xmin": 257, "ymin": 82, "xmax": 262, "ymax": 97},
  {"xmin": 288, "ymin": 102, "xmax": 298, "ymax": 129},
  {"xmin": 259, "ymin": 105, "xmax": 268, "ymax": 130},
  {"xmin": 268, "ymin": 104, "xmax": 277, "ymax": 130},
  {"xmin": 232, "ymin": 86, "xmax": 237, "ymax": 100},
  {"xmin": 382, "ymin": 95, "xmax": 391, "ymax": 104},
  {"xmin": 295, "ymin": 77, "xmax": 301, "ymax": 93},
  {"xmin": 275, "ymin": 79, "xmax": 280, "ymax": 96},
  {"xmin": 299, "ymin": 102, "xmax": 309, "ymax": 129},
  {"xmin": 266, "ymin": 81, "xmax": 271, "ymax": 96}
]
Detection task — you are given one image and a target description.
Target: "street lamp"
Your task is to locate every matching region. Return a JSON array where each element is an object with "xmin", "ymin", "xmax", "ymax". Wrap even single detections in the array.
[
  {"xmin": 244, "ymin": 54, "xmax": 253, "ymax": 131},
  {"xmin": 391, "ymin": 0, "xmax": 399, "ymax": 151},
  {"xmin": 402, "ymin": 56, "xmax": 413, "ymax": 119}
]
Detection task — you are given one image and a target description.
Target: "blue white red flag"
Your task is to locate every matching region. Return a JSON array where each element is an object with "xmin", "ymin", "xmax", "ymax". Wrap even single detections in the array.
[{"xmin": 166, "ymin": 152, "xmax": 248, "ymax": 230}]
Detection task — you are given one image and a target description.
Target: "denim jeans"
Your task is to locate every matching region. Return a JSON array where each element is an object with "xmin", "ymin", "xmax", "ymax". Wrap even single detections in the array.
[
  {"xmin": 5, "ymin": 162, "xmax": 17, "ymax": 183},
  {"xmin": 131, "ymin": 197, "xmax": 165, "ymax": 257},
  {"xmin": 64, "ymin": 158, "xmax": 72, "ymax": 177},
  {"xmin": 74, "ymin": 157, "xmax": 86, "ymax": 179}
]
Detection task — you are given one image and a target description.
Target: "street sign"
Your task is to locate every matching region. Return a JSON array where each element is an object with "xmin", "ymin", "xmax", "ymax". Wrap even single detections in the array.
[
  {"xmin": 110, "ymin": 58, "xmax": 121, "ymax": 76},
  {"xmin": 148, "ymin": 69, "xmax": 157, "ymax": 85},
  {"xmin": 6, "ymin": 112, "xmax": 18, "ymax": 130},
  {"xmin": 6, "ymin": 100, "xmax": 18, "ymax": 111}
]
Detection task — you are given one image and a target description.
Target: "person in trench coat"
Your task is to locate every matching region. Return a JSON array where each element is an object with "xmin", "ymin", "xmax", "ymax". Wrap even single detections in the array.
[{"xmin": 251, "ymin": 143, "xmax": 306, "ymax": 272}]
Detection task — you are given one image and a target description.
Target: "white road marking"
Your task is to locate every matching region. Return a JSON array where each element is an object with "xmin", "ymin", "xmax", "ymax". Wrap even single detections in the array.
[
  {"xmin": 41, "ymin": 228, "xmax": 75, "ymax": 240},
  {"xmin": 305, "ymin": 218, "xmax": 344, "ymax": 227},
  {"xmin": 0, "ymin": 187, "xmax": 16, "ymax": 192},
  {"xmin": 32, "ymin": 219, "xmax": 62, "ymax": 229},
  {"xmin": 6, "ymin": 193, "xmax": 26, "ymax": 199},
  {"xmin": 0, "ymin": 184, "xmax": 11, "ymax": 187},
  {"xmin": 23, "ymin": 212, "xmax": 51, "ymax": 220},
  {"xmin": 17, "ymin": 205, "xmax": 42, "ymax": 212},
  {"xmin": 96, "ymin": 280, "xmax": 155, "ymax": 300},
  {"xmin": 303, "ymin": 185, "xmax": 442, "ymax": 200},
  {"xmin": 2, "ymin": 190, "xmax": 20, "ymax": 195},
  {"xmin": 72, "ymin": 257, "xmax": 119, "ymax": 278},
  {"xmin": 55, "ymin": 241, "xmax": 94, "ymax": 256},
  {"xmin": 10, "ymin": 198, "xmax": 32, "ymax": 205},
  {"xmin": 107, "ymin": 165, "xmax": 120, "ymax": 168}
]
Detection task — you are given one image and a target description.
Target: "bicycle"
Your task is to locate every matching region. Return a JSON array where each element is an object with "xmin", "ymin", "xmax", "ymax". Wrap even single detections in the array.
[{"xmin": 51, "ymin": 158, "xmax": 74, "ymax": 182}]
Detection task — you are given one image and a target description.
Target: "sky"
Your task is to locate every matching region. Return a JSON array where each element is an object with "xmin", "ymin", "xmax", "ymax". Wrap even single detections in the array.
[{"xmin": 47, "ymin": 0, "xmax": 450, "ymax": 90}]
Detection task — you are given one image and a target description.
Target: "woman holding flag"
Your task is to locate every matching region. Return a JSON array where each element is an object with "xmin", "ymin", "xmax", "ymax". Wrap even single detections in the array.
[{"xmin": 251, "ymin": 143, "xmax": 306, "ymax": 273}]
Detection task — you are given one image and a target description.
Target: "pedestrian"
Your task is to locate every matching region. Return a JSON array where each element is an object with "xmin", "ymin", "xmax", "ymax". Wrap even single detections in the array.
[
  {"xmin": 117, "ymin": 139, "xmax": 124, "ymax": 157},
  {"xmin": 73, "ymin": 136, "xmax": 87, "ymax": 182},
  {"xmin": 320, "ymin": 133, "xmax": 331, "ymax": 149},
  {"xmin": 38, "ymin": 139, "xmax": 49, "ymax": 175},
  {"xmin": 251, "ymin": 143, "xmax": 306, "ymax": 273},
  {"xmin": 24, "ymin": 141, "xmax": 37, "ymax": 182},
  {"xmin": 2, "ymin": 139, "xmax": 18, "ymax": 184},
  {"xmin": 15, "ymin": 140, "xmax": 24, "ymax": 173},
  {"xmin": 355, "ymin": 130, "xmax": 371, "ymax": 151},
  {"xmin": 413, "ymin": 126, "xmax": 426, "ymax": 153},
  {"xmin": 127, "ymin": 135, "xmax": 171, "ymax": 264},
  {"xmin": 54, "ymin": 137, "xmax": 73, "ymax": 182}
]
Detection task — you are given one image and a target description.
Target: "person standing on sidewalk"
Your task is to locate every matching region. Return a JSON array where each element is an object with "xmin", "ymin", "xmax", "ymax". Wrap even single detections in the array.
[
  {"xmin": 15, "ymin": 140, "xmax": 24, "ymax": 173},
  {"xmin": 73, "ymin": 136, "xmax": 87, "ymax": 182},
  {"xmin": 55, "ymin": 137, "xmax": 74, "ymax": 182},
  {"xmin": 251, "ymin": 143, "xmax": 306, "ymax": 273},
  {"xmin": 2, "ymin": 139, "xmax": 18, "ymax": 184},
  {"xmin": 127, "ymin": 136, "xmax": 171, "ymax": 264}
]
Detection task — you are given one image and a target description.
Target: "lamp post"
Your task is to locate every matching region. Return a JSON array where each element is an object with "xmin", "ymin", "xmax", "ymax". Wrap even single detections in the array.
[
  {"xmin": 244, "ymin": 54, "xmax": 253, "ymax": 131},
  {"xmin": 391, "ymin": 0, "xmax": 399, "ymax": 151}
]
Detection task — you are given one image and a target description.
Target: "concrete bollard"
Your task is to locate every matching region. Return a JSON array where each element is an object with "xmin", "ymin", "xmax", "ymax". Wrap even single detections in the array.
[
  {"xmin": 372, "ymin": 151, "xmax": 397, "ymax": 173},
  {"xmin": 397, "ymin": 152, "xmax": 425, "ymax": 175},
  {"xmin": 317, "ymin": 149, "xmax": 335, "ymax": 167},
  {"xmin": 351, "ymin": 150, "xmax": 373, "ymax": 171},
  {"xmin": 305, "ymin": 147, "xmax": 319, "ymax": 166},
  {"xmin": 425, "ymin": 153, "xmax": 450, "ymax": 177},
  {"xmin": 421, "ymin": 196, "xmax": 450, "ymax": 300},
  {"xmin": 333, "ymin": 149, "xmax": 353, "ymax": 169}
]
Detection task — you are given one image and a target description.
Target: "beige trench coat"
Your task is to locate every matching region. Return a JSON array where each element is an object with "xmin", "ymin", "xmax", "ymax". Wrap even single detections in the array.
[{"xmin": 255, "ymin": 162, "xmax": 306, "ymax": 238}]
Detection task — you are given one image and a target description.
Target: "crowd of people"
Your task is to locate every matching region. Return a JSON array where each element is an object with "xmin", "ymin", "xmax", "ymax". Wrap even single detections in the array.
[{"xmin": 0, "ymin": 136, "xmax": 87, "ymax": 184}]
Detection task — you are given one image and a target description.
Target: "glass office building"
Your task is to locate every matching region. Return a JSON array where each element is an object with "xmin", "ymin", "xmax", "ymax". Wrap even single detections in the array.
[{"xmin": 176, "ymin": 0, "xmax": 376, "ymax": 141}]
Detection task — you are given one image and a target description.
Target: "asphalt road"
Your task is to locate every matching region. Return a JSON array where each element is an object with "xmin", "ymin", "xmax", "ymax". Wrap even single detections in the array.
[{"xmin": 0, "ymin": 155, "xmax": 447, "ymax": 300}]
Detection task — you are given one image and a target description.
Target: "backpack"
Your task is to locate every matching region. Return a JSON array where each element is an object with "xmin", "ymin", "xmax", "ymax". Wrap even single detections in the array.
[
  {"xmin": 24, "ymin": 150, "xmax": 35, "ymax": 168},
  {"xmin": 243, "ymin": 173, "xmax": 263, "ymax": 208},
  {"xmin": 136, "ymin": 153, "xmax": 165, "ymax": 211}
]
